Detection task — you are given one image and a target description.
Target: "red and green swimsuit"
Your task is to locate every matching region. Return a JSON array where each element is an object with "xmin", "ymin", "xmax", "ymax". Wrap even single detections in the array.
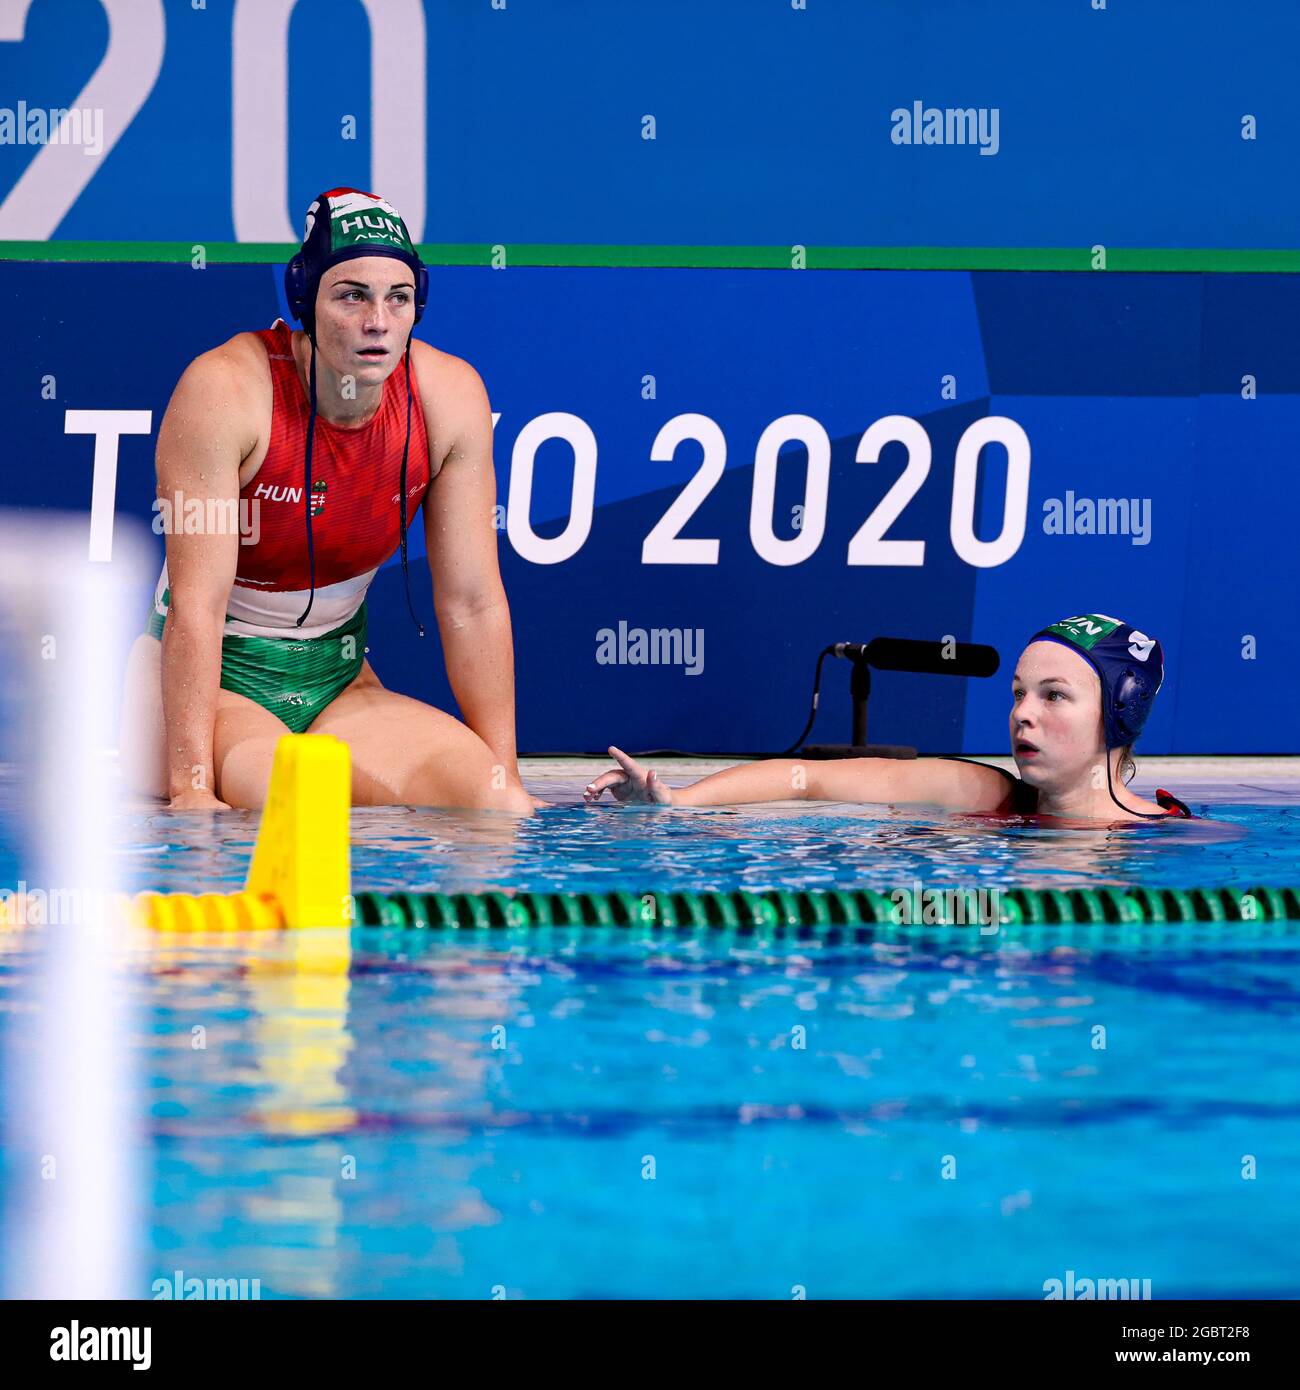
[{"xmin": 147, "ymin": 319, "xmax": 431, "ymax": 731}]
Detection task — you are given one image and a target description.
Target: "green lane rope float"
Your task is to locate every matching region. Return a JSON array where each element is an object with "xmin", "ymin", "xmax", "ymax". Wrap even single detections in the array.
[{"xmin": 350, "ymin": 885, "xmax": 1300, "ymax": 933}]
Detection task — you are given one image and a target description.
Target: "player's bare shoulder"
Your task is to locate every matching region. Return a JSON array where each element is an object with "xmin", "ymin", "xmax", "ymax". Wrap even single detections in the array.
[
  {"xmin": 169, "ymin": 331, "xmax": 269, "ymax": 422},
  {"xmin": 163, "ymin": 331, "xmax": 271, "ymax": 462},
  {"xmin": 920, "ymin": 756, "xmax": 1021, "ymax": 813},
  {"xmin": 409, "ymin": 340, "xmax": 491, "ymax": 471},
  {"xmin": 410, "ymin": 340, "xmax": 487, "ymax": 407}
]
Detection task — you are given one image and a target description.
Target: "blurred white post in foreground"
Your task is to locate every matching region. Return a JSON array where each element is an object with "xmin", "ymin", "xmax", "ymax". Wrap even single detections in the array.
[{"xmin": 0, "ymin": 513, "xmax": 151, "ymax": 1298}]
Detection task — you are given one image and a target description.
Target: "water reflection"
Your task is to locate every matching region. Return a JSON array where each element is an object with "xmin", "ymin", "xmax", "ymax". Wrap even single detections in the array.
[
  {"xmin": 7, "ymin": 923, "xmax": 1300, "ymax": 1297},
  {"xmin": 117, "ymin": 795, "xmax": 1285, "ymax": 900}
]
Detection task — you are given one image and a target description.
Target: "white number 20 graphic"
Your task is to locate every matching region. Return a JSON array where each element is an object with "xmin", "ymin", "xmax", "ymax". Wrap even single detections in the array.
[
  {"xmin": 0, "ymin": 1, "xmax": 424, "ymax": 240},
  {"xmin": 0, "ymin": 0, "xmax": 164, "ymax": 239}
]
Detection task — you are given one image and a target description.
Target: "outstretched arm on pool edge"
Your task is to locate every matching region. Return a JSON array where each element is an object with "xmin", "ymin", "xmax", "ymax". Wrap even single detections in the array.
[{"xmin": 583, "ymin": 747, "xmax": 1008, "ymax": 812}]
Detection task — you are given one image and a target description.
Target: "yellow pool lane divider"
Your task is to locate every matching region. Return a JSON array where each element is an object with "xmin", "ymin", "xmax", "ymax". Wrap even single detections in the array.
[{"xmin": 131, "ymin": 734, "xmax": 351, "ymax": 933}]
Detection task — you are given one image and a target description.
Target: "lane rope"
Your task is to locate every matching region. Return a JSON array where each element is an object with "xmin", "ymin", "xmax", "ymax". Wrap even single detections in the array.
[{"xmin": 350, "ymin": 885, "xmax": 1300, "ymax": 932}]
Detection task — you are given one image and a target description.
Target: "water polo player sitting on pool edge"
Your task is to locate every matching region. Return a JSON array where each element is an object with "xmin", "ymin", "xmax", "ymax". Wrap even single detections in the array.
[
  {"xmin": 584, "ymin": 615, "xmax": 1194, "ymax": 823},
  {"xmin": 120, "ymin": 188, "xmax": 532, "ymax": 814}
]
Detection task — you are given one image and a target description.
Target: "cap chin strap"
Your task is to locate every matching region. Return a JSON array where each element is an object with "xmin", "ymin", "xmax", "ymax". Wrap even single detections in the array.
[
  {"xmin": 397, "ymin": 332, "xmax": 425, "ymax": 638},
  {"xmin": 294, "ymin": 324, "xmax": 426, "ymax": 637},
  {"xmin": 295, "ymin": 328, "xmax": 319, "ymax": 628},
  {"xmin": 1100, "ymin": 680, "xmax": 1166, "ymax": 820},
  {"xmin": 1103, "ymin": 746, "xmax": 1166, "ymax": 821}
]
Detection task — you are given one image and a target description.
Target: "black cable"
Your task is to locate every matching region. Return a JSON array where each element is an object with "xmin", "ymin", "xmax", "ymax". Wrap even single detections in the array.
[
  {"xmin": 1105, "ymin": 751, "xmax": 1167, "ymax": 820},
  {"xmin": 397, "ymin": 335, "xmax": 424, "ymax": 637},
  {"xmin": 295, "ymin": 329, "xmax": 319, "ymax": 628},
  {"xmin": 781, "ymin": 644, "xmax": 836, "ymax": 755}
]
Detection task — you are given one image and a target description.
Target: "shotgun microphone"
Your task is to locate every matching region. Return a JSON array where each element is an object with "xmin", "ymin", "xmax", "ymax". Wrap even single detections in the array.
[{"xmin": 784, "ymin": 637, "xmax": 1001, "ymax": 756}]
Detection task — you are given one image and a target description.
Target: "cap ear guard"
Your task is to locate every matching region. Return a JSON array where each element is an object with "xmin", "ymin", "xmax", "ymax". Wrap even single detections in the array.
[
  {"xmin": 1106, "ymin": 668, "xmax": 1156, "ymax": 746},
  {"xmin": 284, "ymin": 252, "xmax": 311, "ymax": 326}
]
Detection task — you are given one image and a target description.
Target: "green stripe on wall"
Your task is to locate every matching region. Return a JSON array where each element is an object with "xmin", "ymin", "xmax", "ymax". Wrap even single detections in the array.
[{"xmin": 0, "ymin": 241, "xmax": 1297, "ymax": 273}]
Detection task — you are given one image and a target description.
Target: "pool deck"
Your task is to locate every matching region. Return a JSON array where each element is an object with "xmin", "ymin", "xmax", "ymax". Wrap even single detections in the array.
[
  {"xmin": 520, "ymin": 755, "xmax": 1300, "ymax": 805},
  {"xmin": 92, "ymin": 754, "xmax": 1300, "ymax": 816}
]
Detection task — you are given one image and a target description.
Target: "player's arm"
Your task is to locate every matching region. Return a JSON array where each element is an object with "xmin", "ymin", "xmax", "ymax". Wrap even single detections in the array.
[
  {"xmin": 587, "ymin": 748, "xmax": 1013, "ymax": 812},
  {"xmin": 683, "ymin": 755, "xmax": 1010, "ymax": 809},
  {"xmin": 420, "ymin": 353, "xmax": 522, "ymax": 782},
  {"xmin": 156, "ymin": 348, "xmax": 253, "ymax": 808}
]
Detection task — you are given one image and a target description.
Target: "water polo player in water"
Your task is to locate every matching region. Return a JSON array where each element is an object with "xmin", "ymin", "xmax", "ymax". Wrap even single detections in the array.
[
  {"xmin": 120, "ymin": 188, "xmax": 533, "ymax": 814},
  {"xmin": 584, "ymin": 615, "xmax": 1194, "ymax": 823}
]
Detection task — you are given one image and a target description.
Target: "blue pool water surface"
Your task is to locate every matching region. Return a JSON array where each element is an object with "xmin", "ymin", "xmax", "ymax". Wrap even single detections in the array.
[
  {"xmin": 2, "ymin": 786, "xmax": 1299, "ymax": 1297},
  {"xmin": 117, "ymin": 796, "xmax": 1296, "ymax": 897}
]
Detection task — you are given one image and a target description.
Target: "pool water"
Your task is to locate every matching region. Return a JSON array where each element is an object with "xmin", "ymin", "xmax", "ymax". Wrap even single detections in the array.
[
  {"xmin": 4, "ymin": 926, "xmax": 1298, "ymax": 1298},
  {"xmin": 2, "ymin": 782, "xmax": 1299, "ymax": 1298},
  {"xmin": 114, "ymin": 797, "xmax": 1295, "ymax": 898}
]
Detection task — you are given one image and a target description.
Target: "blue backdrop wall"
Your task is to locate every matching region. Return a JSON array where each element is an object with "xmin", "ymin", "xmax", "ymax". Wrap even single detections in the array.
[
  {"xmin": 0, "ymin": 0, "xmax": 1296, "ymax": 248},
  {"xmin": 5, "ymin": 259, "xmax": 1297, "ymax": 754},
  {"xmin": 2, "ymin": 1, "xmax": 1297, "ymax": 753}
]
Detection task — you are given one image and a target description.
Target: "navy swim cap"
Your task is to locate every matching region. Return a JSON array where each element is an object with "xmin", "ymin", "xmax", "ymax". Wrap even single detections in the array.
[
  {"xmin": 284, "ymin": 187, "xmax": 427, "ymax": 333},
  {"xmin": 1029, "ymin": 614, "xmax": 1165, "ymax": 747}
]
